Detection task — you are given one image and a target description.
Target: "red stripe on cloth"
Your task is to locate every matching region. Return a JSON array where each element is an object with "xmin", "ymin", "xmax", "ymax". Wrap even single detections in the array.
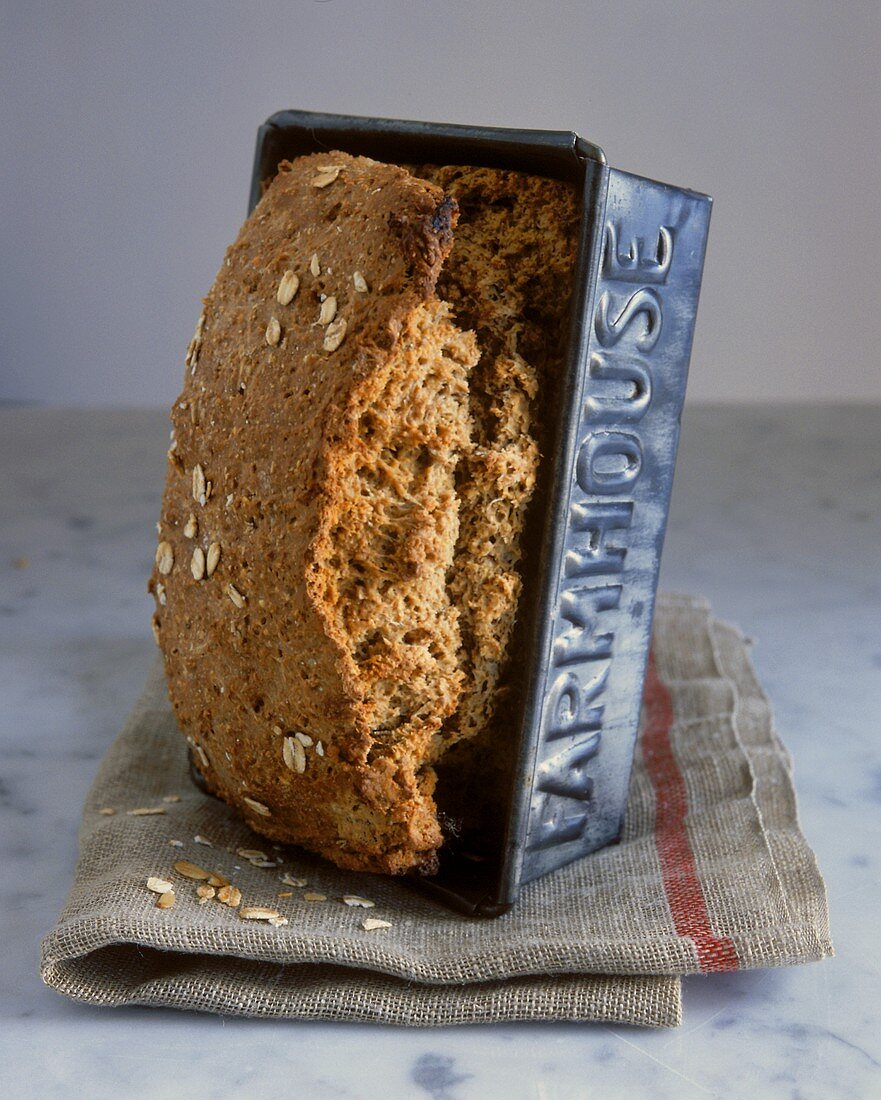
[{"xmin": 642, "ymin": 651, "xmax": 739, "ymax": 972}]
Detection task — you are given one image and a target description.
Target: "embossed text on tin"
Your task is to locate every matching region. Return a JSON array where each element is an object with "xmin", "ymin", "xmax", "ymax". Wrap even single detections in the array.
[{"xmin": 527, "ymin": 219, "xmax": 675, "ymax": 851}]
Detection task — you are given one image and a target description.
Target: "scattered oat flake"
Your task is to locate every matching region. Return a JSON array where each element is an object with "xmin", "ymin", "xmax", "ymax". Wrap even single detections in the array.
[
  {"xmin": 280, "ymin": 873, "xmax": 307, "ymax": 888},
  {"xmin": 217, "ymin": 884, "xmax": 242, "ymax": 907},
  {"xmin": 127, "ymin": 806, "xmax": 166, "ymax": 816},
  {"xmin": 237, "ymin": 848, "xmax": 268, "ymax": 860},
  {"xmin": 162, "ymin": 794, "xmax": 181, "ymax": 803},
  {"xmin": 265, "ymin": 316, "xmax": 282, "ymax": 346},
  {"xmin": 323, "ymin": 317, "xmax": 347, "ymax": 352},
  {"xmin": 277, "ymin": 891, "xmax": 294, "ymax": 898},
  {"xmin": 317, "ymin": 295, "xmax": 337, "ymax": 326},
  {"xmin": 362, "ymin": 918, "xmax": 392, "ymax": 931},
  {"xmin": 98, "ymin": 807, "xmax": 116, "ymax": 816},
  {"xmin": 244, "ymin": 796, "xmax": 271, "ymax": 817},
  {"xmin": 352, "ymin": 270, "xmax": 369, "ymax": 293},
  {"xmin": 146, "ymin": 876, "xmax": 174, "ymax": 894},
  {"xmin": 240, "ymin": 906, "xmax": 281, "ymax": 921},
  {"xmin": 155, "ymin": 542, "xmax": 174, "ymax": 575},
  {"xmin": 207, "ymin": 872, "xmax": 230, "ymax": 888},
  {"xmin": 252, "ymin": 860, "xmax": 277, "ymax": 869},
  {"xmin": 227, "ymin": 583, "xmax": 246, "ymax": 608},
  {"xmin": 303, "ymin": 892, "xmax": 326, "ymax": 903},
  {"xmin": 277, "ymin": 269, "xmax": 299, "ymax": 306},
  {"xmin": 193, "ymin": 834, "xmax": 213, "ymax": 846},
  {"xmin": 206, "ymin": 542, "xmax": 221, "ymax": 577},
  {"xmin": 268, "ymin": 915, "xmax": 289, "ymax": 927},
  {"xmin": 174, "ymin": 859, "xmax": 210, "ymax": 880},
  {"xmin": 312, "ymin": 166, "xmax": 341, "ymax": 188},
  {"xmin": 196, "ymin": 884, "xmax": 216, "ymax": 900},
  {"xmin": 310, "ymin": 253, "xmax": 321, "ymax": 277},
  {"xmin": 168, "ymin": 839, "xmax": 184, "ymax": 848},
  {"xmin": 156, "ymin": 891, "xmax": 176, "ymax": 910},
  {"xmin": 342, "ymin": 895, "xmax": 375, "ymax": 908}
]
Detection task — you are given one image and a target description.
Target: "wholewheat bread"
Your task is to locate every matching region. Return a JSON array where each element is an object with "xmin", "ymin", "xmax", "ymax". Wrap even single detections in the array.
[{"xmin": 151, "ymin": 152, "xmax": 577, "ymax": 874}]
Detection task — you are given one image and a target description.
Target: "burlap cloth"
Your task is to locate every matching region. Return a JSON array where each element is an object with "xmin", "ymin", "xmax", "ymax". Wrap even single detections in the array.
[{"xmin": 40, "ymin": 594, "xmax": 832, "ymax": 1027}]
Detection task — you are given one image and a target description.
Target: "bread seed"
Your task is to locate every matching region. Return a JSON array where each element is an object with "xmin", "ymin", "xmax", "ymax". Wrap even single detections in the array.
[
  {"xmin": 265, "ymin": 316, "xmax": 282, "ymax": 346},
  {"xmin": 277, "ymin": 269, "xmax": 300, "ymax": 306},
  {"xmin": 312, "ymin": 166, "xmax": 341, "ymax": 188},
  {"xmin": 227, "ymin": 584, "xmax": 245, "ymax": 608},
  {"xmin": 342, "ymin": 895, "xmax": 375, "ymax": 908},
  {"xmin": 192, "ymin": 464, "xmax": 206, "ymax": 504},
  {"xmin": 362, "ymin": 918, "xmax": 392, "ymax": 930},
  {"xmin": 352, "ymin": 271, "xmax": 369, "ymax": 293},
  {"xmin": 315, "ymin": 741, "xmax": 325, "ymax": 757},
  {"xmin": 146, "ymin": 877, "xmax": 174, "ymax": 894},
  {"xmin": 156, "ymin": 891, "xmax": 176, "ymax": 909},
  {"xmin": 193, "ymin": 742, "xmax": 209, "ymax": 770},
  {"xmin": 283, "ymin": 736, "xmax": 307, "ymax": 774},
  {"xmin": 191, "ymin": 546, "xmax": 206, "ymax": 580},
  {"xmin": 174, "ymin": 859, "xmax": 211, "ymax": 881},
  {"xmin": 317, "ymin": 296, "xmax": 337, "ymax": 325},
  {"xmin": 310, "ymin": 253, "xmax": 321, "ymax": 277},
  {"xmin": 243, "ymin": 796, "xmax": 271, "ymax": 816},
  {"xmin": 323, "ymin": 317, "xmax": 347, "ymax": 352},
  {"xmin": 184, "ymin": 513, "xmax": 198, "ymax": 538},
  {"xmin": 186, "ymin": 311, "xmax": 206, "ymax": 373},
  {"xmin": 294, "ymin": 731, "xmax": 313, "ymax": 747},
  {"xmin": 155, "ymin": 582, "xmax": 166, "ymax": 606},
  {"xmin": 155, "ymin": 542, "xmax": 174, "ymax": 575},
  {"xmin": 206, "ymin": 542, "xmax": 221, "ymax": 576}
]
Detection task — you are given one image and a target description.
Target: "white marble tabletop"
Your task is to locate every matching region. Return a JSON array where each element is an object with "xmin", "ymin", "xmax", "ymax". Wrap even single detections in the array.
[{"xmin": 1, "ymin": 405, "xmax": 878, "ymax": 1099}]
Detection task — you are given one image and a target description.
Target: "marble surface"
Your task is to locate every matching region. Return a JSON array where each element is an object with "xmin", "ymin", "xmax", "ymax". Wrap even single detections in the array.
[{"xmin": 1, "ymin": 405, "xmax": 878, "ymax": 1099}]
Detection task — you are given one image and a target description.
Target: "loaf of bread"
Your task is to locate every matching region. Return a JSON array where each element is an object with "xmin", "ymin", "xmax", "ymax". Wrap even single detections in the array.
[{"xmin": 150, "ymin": 151, "xmax": 577, "ymax": 874}]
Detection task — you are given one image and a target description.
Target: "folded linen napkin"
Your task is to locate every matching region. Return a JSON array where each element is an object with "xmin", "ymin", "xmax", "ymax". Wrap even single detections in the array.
[{"xmin": 40, "ymin": 594, "xmax": 832, "ymax": 1027}]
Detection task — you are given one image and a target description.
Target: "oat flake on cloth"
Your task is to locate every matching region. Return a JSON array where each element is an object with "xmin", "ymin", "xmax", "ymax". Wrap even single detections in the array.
[{"xmin": 40, "ymin": 594, "xmax": 832, "ymax": 1027}]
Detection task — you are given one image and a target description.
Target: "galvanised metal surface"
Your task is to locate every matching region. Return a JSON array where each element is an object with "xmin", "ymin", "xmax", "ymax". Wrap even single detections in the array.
[
  {"xmin": 244, "ymin": 111, "xmax": 711, "ymax": 915},
  {"xmin": 509, "ymin": 169, "xmax": 712, "ymax": 894}
]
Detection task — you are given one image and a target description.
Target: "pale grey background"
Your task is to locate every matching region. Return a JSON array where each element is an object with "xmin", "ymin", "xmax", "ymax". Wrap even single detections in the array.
[{"xmin": 2, "ymin": 0, "xmax": 880, "ymax": 407}]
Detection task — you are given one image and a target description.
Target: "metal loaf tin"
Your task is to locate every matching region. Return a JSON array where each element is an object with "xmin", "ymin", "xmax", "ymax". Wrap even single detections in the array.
[{"xmin": 248, "ymin": 109, "xmax": 712, "ymax": 916}]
